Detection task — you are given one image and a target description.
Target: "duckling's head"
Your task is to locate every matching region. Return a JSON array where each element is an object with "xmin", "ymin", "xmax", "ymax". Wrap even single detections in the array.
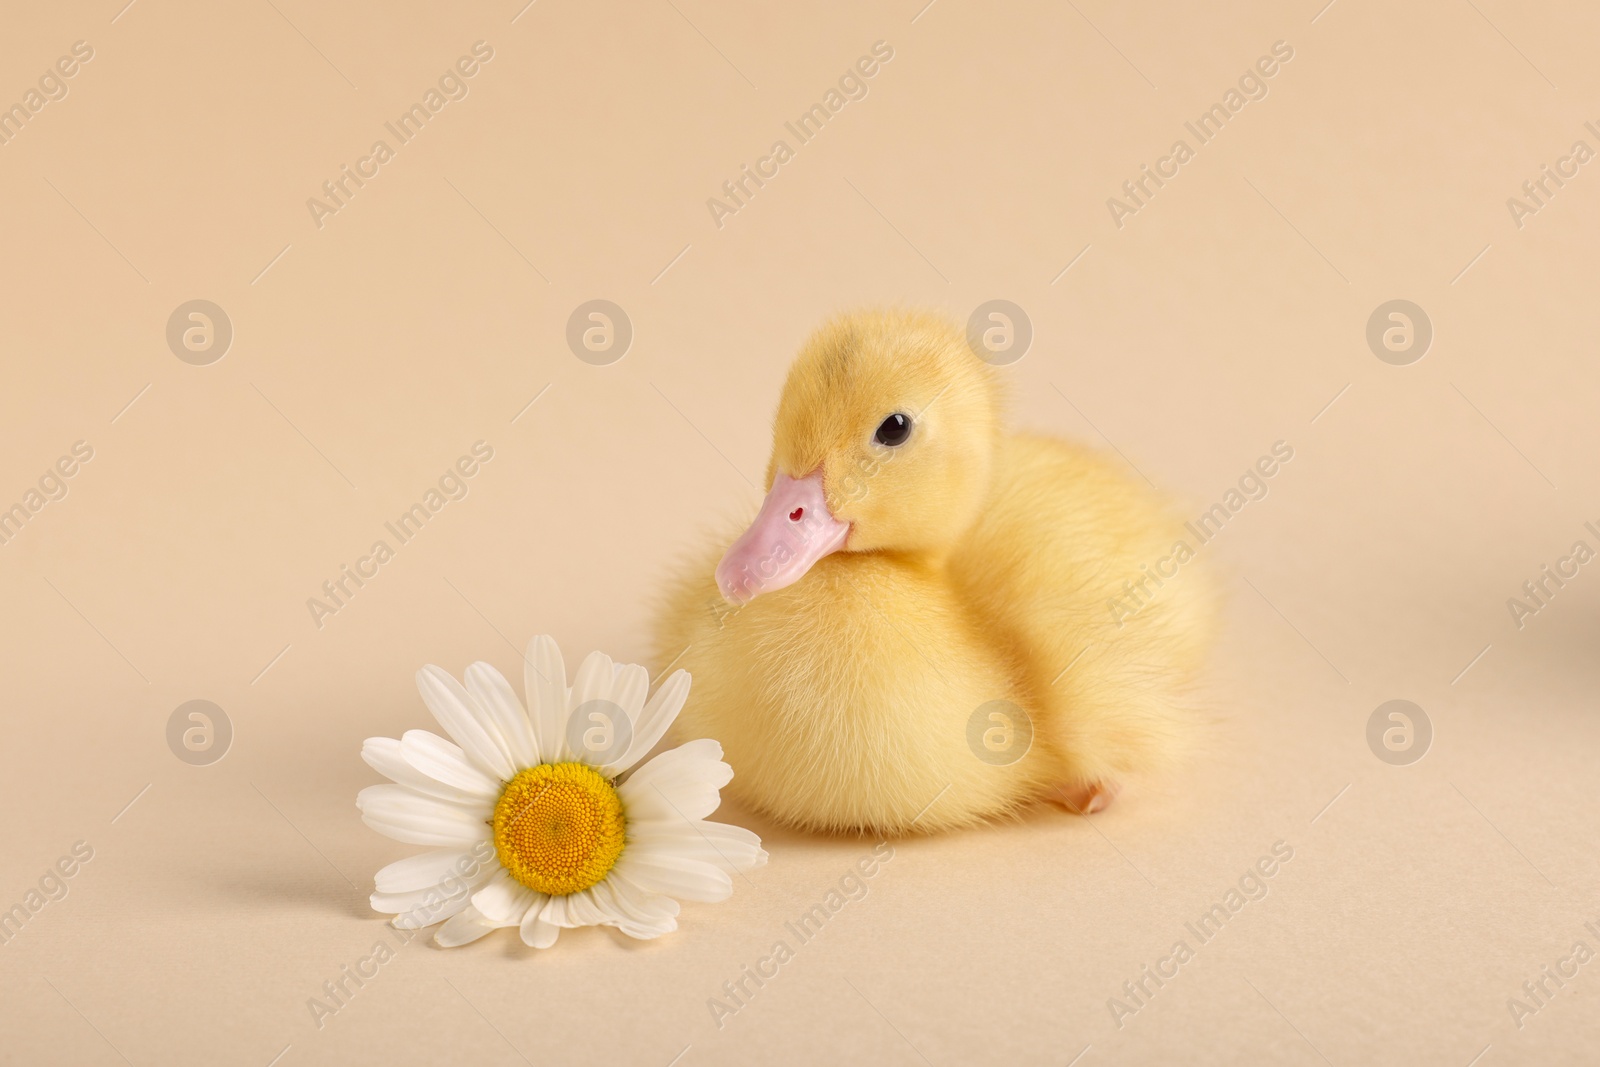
[{"xmin": 716, "ymin": 309, "xmax": 1000, "ymax": 604}]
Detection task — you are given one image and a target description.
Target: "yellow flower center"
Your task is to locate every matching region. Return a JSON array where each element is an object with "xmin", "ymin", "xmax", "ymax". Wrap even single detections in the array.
[{"xmin": 491, "ymin": 762, "xmax": 626, "ymax": 896}]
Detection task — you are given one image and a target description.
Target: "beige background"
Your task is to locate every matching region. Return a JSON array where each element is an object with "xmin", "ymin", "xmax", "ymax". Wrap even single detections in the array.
[{"xmin": 2, "ymin": 0, "xmax": 1598, "ymax": 1063}]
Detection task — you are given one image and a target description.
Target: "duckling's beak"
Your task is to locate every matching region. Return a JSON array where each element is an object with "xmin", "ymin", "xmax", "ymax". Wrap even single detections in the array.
[{"xmin": 715, "ymin": 470, "xmax": 849, "ymax": 604}]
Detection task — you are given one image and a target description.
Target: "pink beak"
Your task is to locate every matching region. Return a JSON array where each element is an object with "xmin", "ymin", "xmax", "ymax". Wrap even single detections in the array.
[{"xmin": 715, "ymin": 470, "xmax": 850, "ymax": 604}]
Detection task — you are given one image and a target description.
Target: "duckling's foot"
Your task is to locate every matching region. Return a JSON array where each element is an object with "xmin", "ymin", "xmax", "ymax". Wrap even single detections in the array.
[{"xmin": 1052, "ymin": 780, "xmax": 1121, "ymax": 815}]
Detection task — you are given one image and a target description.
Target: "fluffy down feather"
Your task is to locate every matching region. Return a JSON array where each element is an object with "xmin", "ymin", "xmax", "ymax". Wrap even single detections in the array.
[{"xmin": 654, "ymin": 309, "xmax": 1215, "ymax": 834}]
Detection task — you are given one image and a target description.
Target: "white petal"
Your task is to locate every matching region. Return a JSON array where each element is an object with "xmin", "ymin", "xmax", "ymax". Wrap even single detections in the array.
[
  {"xmin": 373, "ymin": 857, "xmax": 491, "ymax": 926},
  {"xmin": 591, "ymin": 879, "xmax": 678, "ymax": 940},
  {"xmin": 519, "ymin": 918, "xmax": 560, "ymax": 948},
  {"xmin": 615, "ymin": 912, "xmax": 678, "ymax": 939},
  {"xmin": 570, "ymin": 651, "xmax": 615, "ymax": 713},
  {"xmin": 357, "ymin": 785, "xmax": 490, "ymax": 847},
  {"xmin": 594, "ymin": 665, "xmax": 647, "ymax": 777},
  {"xmin": 610, "ymin": 670, "xmax": 690, "ymax": 774},
  {"xmin": 361, "ymin": 737, "xmax": 485, "ymax": 804},
  {"xmin": 519, "ymin": 896, "xmax": 560, "ymax": 947},
  {"xmin": 399, "ymin": 731, "xmax": 502, "ymax": 798},
  {"xmin": 435, "ymin": 906, "xmax": 497, "ymax": 947},
  {"xmin": 524, "ymin": 636, "xmax": 569, "ymax": 764},
  {"xmin": 416, "ymin": 666, "xmax": 516, "ymax": 780},
  {"xmin": 472, "ymin": 869, "xmax": 540, "ymax": 924},
  {"xmin": 614, "ymin": 918, "xmax": 677, "ymax": 940},
  {"xmin": 578, "ymin": 881, "xmax": 627, "ymax": 925},
  {"xmin": 372, "ymin": 886, "xmax": 439, "ymax": 914},
  {"xmin": 613, "ymin": 851, "xmax": 733, "ymax": 903},
  {"xmin": 390, "ymin": 885, "xmax": 476, "ymax": 929},
  {"xmin": 541, "ymin": 893, "xmax": 584, "ymax": 929},
  {"xmin": 466, "ymin": 661, "xmax": 539, "ymax": 768},
  {"xmin": 628, "ymin": 820, "xmax": 768, "ymax": 873},
  {"xmin": 374, "ymin": 848, "xmax": 497, "ymax": 924},
  {"xmin": 606, "ymin": 872, "xmax": 681, "ymax": 923},
  {"xmin": 356, "ymin": 782, "xmax": 489, "ymax": 821},
  {"xmin": 360, "ymin": 814, "xmax": 486, "ymax": 848},
  {"xmin": 560, "ymin": 888, "xmax": 611, "ymax": 928},
  {"xmin": 360, "ymin": 736, "xmax": 415, "ymax": 784},
  {"xmin": 611, "ymin": 663, "xmax": 649, "ymax": 719},
  {"xmin": 374, "ymin": 848, "xmax": 482, "ymax": 893},
  {"xmin": 618, "ymin": 739, "xmax": 732, "ymax": 822}
]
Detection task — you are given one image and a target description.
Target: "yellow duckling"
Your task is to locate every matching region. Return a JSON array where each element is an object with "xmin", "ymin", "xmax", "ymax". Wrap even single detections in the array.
[{"xmin": 654, "ymin": 309, "xmax": 1214, "ymax": 834}]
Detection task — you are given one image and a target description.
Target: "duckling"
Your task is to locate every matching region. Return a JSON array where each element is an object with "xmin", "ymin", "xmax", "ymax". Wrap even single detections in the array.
[{"xmin": 654, "ymin": 309, "xmax": 1215, "ymax": 835}]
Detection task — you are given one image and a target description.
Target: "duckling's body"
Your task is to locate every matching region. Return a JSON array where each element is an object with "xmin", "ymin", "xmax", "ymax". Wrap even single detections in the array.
[{"xmin": 655, "ymin": 311, "xmax": 1214, "ymax": 834}]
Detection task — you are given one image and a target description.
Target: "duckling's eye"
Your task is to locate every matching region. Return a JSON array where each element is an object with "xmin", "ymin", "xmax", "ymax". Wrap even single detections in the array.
[{"xmin": 874, "ymin": 413, "xmax": 912, "ymax": 447}]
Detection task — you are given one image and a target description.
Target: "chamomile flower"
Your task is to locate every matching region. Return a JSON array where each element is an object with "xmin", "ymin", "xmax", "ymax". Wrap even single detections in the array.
[{"xmin": 357, "ymin": 636, "xmax": 766, "ymax": 948}]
